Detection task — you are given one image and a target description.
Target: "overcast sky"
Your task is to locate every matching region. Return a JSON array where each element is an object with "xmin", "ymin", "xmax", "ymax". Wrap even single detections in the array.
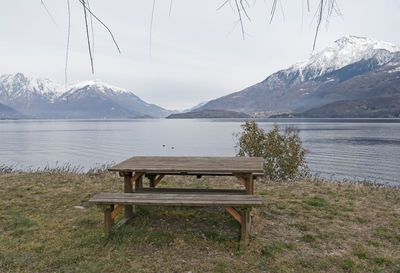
[{"xmin": 0, "ymin": 1, "xmax": 399, "ymax": 110}]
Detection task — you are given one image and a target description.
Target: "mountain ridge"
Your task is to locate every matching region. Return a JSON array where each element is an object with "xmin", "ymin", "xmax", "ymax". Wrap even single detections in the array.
[
  {"xmin": 0, "ymin": 73, "xmax": 171, "ymax": 118},
  {"xmin": 197, "ymin": 36, "xmax": 400, "ymax": 117}
]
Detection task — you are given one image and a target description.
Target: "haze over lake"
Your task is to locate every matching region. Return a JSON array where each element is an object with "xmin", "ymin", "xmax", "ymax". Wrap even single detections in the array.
[{"xmin": 1, "ymin": 119, "xmax": 399, "ymax": 186}]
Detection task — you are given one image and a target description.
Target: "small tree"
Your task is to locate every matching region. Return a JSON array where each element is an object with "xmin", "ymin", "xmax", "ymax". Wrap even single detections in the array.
[{"xmin": 236, "ymin": 120, "xmax": 309, "ymax": 181}]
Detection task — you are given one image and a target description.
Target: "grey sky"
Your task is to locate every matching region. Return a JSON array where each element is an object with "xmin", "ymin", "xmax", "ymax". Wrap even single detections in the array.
[{"xmin": 0, "ymin": 1, "xmax": 399, "ymax": 110}]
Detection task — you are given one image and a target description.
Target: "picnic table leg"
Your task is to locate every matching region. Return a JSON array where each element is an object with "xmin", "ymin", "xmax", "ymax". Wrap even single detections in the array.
[
  {"xmin": 246, "ymin": 174, "xmax": 254, "ymax": 195},
  {"xmin": 148, "ymin": 175, "xmax": 155, "ymax": 188},
  {"xmin": 124, "ymin": 172, "xmax": 134, "ymax": 219},
  {"xmin": 240, "ymin": 209, "xmax": 251, "ymax": 249},
  {"xmin": 104, "ymin": 205, "xmax": 113, "ymax": 233},
  {"xmin": 135, "ymin": 175, "xmax": 143, "ymax": 191},
  {"xmin": 234, "ymin": 173, "xmax": 254, "ymax": 195}
]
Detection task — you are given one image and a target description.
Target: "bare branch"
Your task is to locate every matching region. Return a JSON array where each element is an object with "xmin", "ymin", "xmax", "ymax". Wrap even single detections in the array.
[
  {"xmin": 41, "ymin": 0, "xmax": 57, "ymax": 26},
  {"xmin": 76, "ymin": 0, "xmax": 121, "ymax": 53},
  {"xmin": 269, "ymin": 0, "xmax": 278, "ymax": 24},
  {"xmin": 149, "ymin": 0, "xmax": 156, "ymax": 56},
  {"xmin": 234, "ymin": 0, "xmax": 245, "ymax": 40},
  {"xmin": 169, "ymin": 0, "xmax": 173, "ymax": 16},
  {"xmin": 82, "ymin": 0, "xmax": 94, "ymax": 73},
  {"xmin": 217, "ymin": 0, "xmax": 231, "ymax": 11},
  {"xmin": 312, "ymin": 0, "xmax": 324, "ymax": 50},
  {"xmin": 240, "ymin": 0, "xmax": 251, "ymax": 21},
  {"xmin": 278, "ymin": 0, "xmax": 285, "ymax": 21},
  {"xmin": 86, "ymin": 0, "xmax": 95, "ymax": 59},
  {"xmin": 64, "ymin": 0, "xmax": 71, "ymax": 88}
]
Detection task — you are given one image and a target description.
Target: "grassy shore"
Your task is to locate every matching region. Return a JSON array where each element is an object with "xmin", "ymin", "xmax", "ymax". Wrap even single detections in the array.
[{"xmin": 0, "ymin": 172, "xmax": 399, "ymax": 273}]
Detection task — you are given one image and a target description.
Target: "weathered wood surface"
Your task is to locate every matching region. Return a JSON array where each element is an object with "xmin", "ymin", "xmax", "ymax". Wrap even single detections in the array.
[
  {"xmin": 89, "ymin": 193, "xmax": 263, "ymax": 207},
  {"xmin": 111, "ymin": 205, "xmax": 124, "ymax": 219},
  {"xmin": 109, "ymin": 156, "xmax": 264, "ymax": 174},
  {"xmin": 224, "ymin": 206, "xmax": 242, "ymax": 223},
  {"xmin": 137, "ymin": 188, "xmax": 247, "ymax": 195},
  {"xmin": 240, "ymin": 210, "xmax": 251, "ymax": 248},
  {"xmin": 104, "ymin": 207, "xmax": 113, "ymax": 233},
  {"xmin": 123, "ymin": 173, "xmax": 134, "ymax": 219}
]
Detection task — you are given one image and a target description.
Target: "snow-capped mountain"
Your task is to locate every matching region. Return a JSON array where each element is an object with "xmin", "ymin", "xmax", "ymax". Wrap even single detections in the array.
[
  {"xmin": 54, "ymin": 81, "xmax": 170, "ymax": 118},
  {"xmin": 198, "ymin": 36, "xmax": 400, "ymax": 116},
  {"xmin": 0, "ymin": 75, "xmax": 171, "ymax": 118},
  {"xmin": 0, "ymin": 73, "xmax": 61, "ymax": 117},
  {"xmin": 291, "ymin": 35, "xmax": 400, "ymax": 82},
  {"xmin": 0, "ymin": 73, "xmax": 61, "ymax": 100}
]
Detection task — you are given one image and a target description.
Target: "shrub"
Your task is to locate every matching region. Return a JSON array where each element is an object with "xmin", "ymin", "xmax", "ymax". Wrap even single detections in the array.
[{"xmin": 235, "ymin": 120, "xmax": 309, "ymax": 181}]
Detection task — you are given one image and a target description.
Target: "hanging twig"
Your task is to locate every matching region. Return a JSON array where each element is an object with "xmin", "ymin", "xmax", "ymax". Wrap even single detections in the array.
[
  {"xmin": 64, "ymin": 0, "xmax": 71, "ymax": 88},
  {"xmin": 82, "ymin": 0, "xmax": 94, "ymax": 73},
  {"xmin": 41, "ymin": 0, "xmax": 57, "ymax": 26},
  {"xmin": 234, "ymin": 0, "xmax": 245, "ymax": 39},
  {"xmin": 216, "ymin": 0, "xmax": 231, "ymax": 11},
  {"xmin": 240, "ymin": 0, "xmax": 251, "ymax": 21},
  {"xmin": 313, "ymin": 0, "xmax": 324, "ymax": 50},
  {"xmin": 149, "ymin": 0, "xmax": 156, "ymax": 56},
  {"xmin": 269, "ymin": 0, "xmax": 278, "ymax": 24},
  {"xmin": 76, "ymin": 0, "xmax": 121, "ymax": 53},
  {"xmin": 169, "ymin": 0, "xmax": 173, "ymax": 16},
  {"xmin": 86, "ymin": 0, "xmax": 95, "ymax": 59}
]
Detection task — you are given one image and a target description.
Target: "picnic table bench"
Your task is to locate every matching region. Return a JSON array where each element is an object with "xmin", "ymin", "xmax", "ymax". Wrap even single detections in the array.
[{"xmin": 89, "ymin": 156, "xmax": 264, "ymax": 247}]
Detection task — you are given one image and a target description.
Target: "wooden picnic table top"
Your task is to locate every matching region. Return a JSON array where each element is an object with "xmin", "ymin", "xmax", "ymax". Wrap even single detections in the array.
[{"xmin": 108, "ymin": 156, "xmax": 264, "ymax": 174}]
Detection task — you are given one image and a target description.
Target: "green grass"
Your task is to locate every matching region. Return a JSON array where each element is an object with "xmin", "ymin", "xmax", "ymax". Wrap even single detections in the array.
[{"xmin": 0, "ymin": 172, "xmax": 399, "ymax": 272}]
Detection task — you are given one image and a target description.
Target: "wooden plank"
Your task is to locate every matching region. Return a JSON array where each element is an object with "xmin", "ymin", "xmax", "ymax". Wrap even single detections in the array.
[
  {"xmin": 124, "ymin": 173, "xmax": 134, "ymax": 219},
  {"xmin": 111, "ymin": 205, "xmax": 124, "ymax": 219},
  {"xmin": 108, "ymin": 156, "xmax": 264, "ymax": 174},
  {"xmin": 89, "ymin": 193, "xmax": 263, "ymax": 207},
  {"xmin": 224, "ymin": 207, "xmax": 242, "ymax": 223},
  {"xmin": 92, "ymin": 192, "xmax": 262, "ymax": 201},
  {"xmin": 152, "ymin": 175, "xmax": 165, "ymax": 187},
  {"xmin": 138, "ymin": 188, "xmax": 246, "ymax": 195},
  {"xmin": 145, "ymin": 172, "xmax": 264, "ymax": 177},
  {"xmin": 93, "ymin": 200, "xmax": 261, "ymax": 206}
]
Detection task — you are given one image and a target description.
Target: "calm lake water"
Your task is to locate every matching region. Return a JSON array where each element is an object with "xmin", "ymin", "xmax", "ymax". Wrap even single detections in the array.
[{"xmin": 1, "ymin": 118, "xmax": 400, "ymax": 186}]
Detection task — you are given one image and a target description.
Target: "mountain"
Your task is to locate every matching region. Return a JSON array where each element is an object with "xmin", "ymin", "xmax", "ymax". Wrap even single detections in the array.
[
  {"xmin": 166, "ymin": 109, "xmax": 250, "ymax": 119},
  {"xmin": 0, "ymin": 74, "xmax": 171, "ymax": 118},
  {"xmin": 181, "ymin": 101, "xmax": 208, "ymax": 113},
  {"xmin": 0, "ymin": 102, "xmax": 26, "ymax": 119},
  {"xmin": 52, "ymin": 81, "xmax": 170, "ymax": 118},
  {"xmin": 290, "ymin": 94, "xmax": 400, "ymax": 118},
  {"xmin": 0, "ymin": 73, "xmax": 61, "ymax": 117},
  {"xmin": 197, "ymin": 36, "xmax": 400, "ymax": 117}
]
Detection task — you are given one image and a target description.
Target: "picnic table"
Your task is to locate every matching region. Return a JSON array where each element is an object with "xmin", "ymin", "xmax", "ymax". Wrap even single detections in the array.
[{"xmin": 90, "ymin": 156, "xmax": 264, "ymax": 247}]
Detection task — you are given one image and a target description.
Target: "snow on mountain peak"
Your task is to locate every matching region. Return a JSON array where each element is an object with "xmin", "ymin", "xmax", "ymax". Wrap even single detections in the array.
[
  {"xmin": 66, "ymin": 80, "xmax": 131, "ymax": 95},
  {"xmin": 291, "ymin": 35, "xmax": 400, "ymax": 81},
  {"xmin": 0, "ymin": 73, "xmax": 61, "ymax": 100}
]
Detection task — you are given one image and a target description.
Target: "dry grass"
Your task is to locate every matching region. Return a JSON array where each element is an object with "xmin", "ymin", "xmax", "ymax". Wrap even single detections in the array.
[{"xmin": 0, "ymin": 172, "xmax": 399, "ymax": 273}]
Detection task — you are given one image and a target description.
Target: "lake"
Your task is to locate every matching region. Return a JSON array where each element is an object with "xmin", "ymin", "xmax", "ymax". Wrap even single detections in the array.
[{"xmin": 1, "ymin": 118, "xmax": 399, "ymax": 186}]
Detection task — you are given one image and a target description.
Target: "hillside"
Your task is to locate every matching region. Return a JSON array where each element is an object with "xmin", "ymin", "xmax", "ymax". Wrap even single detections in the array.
[
  {"xmin": 0, "ymin": 102, "xmax": 25, "ymax": 119},
  {"xmin": 294, "ymin": 94, "xmax": 400, "ymax": 118}
]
